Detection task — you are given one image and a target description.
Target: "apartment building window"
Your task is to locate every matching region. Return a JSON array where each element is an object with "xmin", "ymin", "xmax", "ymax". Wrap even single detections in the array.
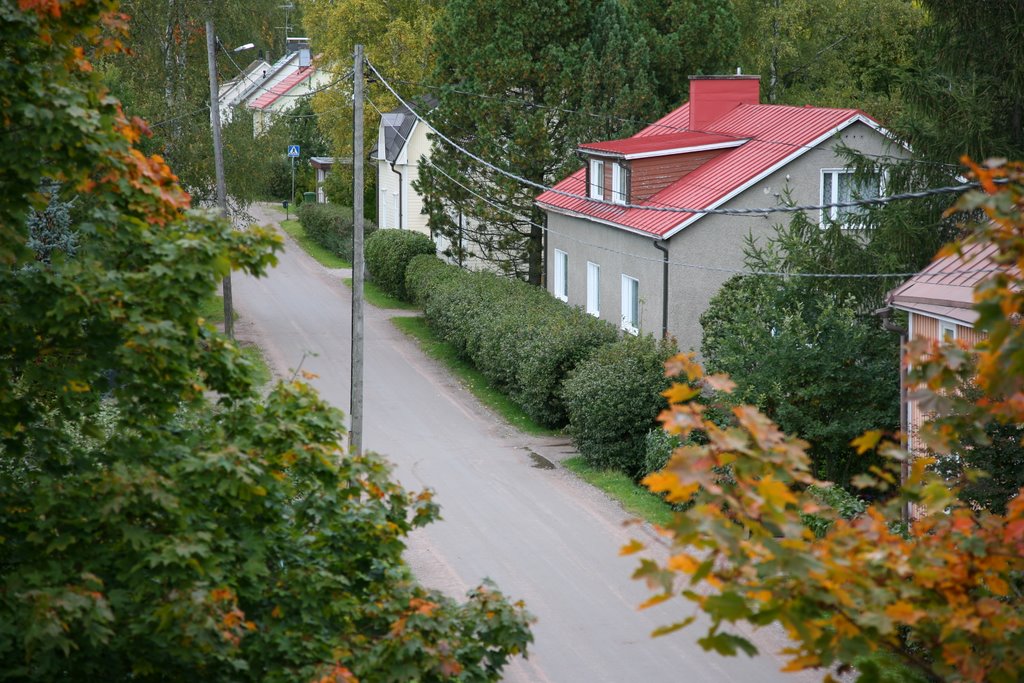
[
  {"xmin": 621, "ymin": 274, "xmax": 639, "ymax": 335},
  {"xmin": 821, "ymin": 168, "xmax": 880, "ymax": 225},
  {"xmin": 589, "ymin": 159, "xmax": 605, "ymax": 199},
  {"xmin": 611, "ymin": 162, "xmax": 628, "ymax": 204},
  {"xmin": 586, "ymin": 262, "xmax": 600, "ymax": 316},
  {"xmin": 554, "ymin": 249, "xmax": 568, "ymax": 302}
]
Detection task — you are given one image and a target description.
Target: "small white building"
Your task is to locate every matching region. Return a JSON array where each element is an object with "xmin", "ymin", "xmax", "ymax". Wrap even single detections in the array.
[
  {"xmin": 369, "ymin": 99, "xmax": 435, "ymax": 234},
  {"xmin": 247, "ymin": 48, "xmax": 330, "ymax": 137},
  {"xmin": 218, "ymin": 57, "xmax": 270, "ymax": 126}
]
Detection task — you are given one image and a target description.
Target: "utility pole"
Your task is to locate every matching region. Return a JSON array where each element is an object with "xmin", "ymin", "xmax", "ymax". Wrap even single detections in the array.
[
  {"xmin": 205, "ymin": 18, "xmax": 234, "ymax": 339},
  {"xmin": 350, "ymin": 44, "xmax": 365, "ymax": 454}
]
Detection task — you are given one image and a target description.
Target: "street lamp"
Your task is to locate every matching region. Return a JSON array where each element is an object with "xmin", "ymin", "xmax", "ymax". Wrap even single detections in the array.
[{"xmin": 204, "ymin": 22, "xmax": 254, "ymax": 339}]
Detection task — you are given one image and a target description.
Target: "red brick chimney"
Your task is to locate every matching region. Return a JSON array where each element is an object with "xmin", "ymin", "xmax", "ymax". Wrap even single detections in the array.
[{"xmin": 688, "ymin": 75, "xmax": 761, "ymax": 131}]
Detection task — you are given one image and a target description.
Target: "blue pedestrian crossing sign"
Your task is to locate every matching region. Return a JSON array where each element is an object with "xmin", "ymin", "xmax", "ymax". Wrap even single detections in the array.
[{"xmin": 287, "ymin": 144, "xmax": 300, "ymax": 158}]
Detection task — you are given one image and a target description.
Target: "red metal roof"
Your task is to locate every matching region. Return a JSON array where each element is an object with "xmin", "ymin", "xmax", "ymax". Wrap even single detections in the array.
[
  {"xmin": 249, "ymin": 66, "xmax": 315, "ymax": 111},
  {"xmin": 578, "ymin": 131, "xmax": 741, "ymax": 156},
  {"xmin": 886, "ymin": 242, "xmax": 1015, "ymax": 324},
  {"xmin": 536, "ymin": 101, "xmax": 875, "ymax": 238}
]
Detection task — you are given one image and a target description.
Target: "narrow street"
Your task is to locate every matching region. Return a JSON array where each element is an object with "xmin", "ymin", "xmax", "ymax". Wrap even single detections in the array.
[{"xmin": 233, "ymin": 204, "xmax": 817, "ymax": 683}]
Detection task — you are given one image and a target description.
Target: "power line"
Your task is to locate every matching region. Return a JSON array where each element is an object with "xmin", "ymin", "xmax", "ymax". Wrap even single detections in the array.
[
  {"xmin": 386, "ymin": 76, "xmax": 962, "ymax": 171},
  {"xmin": 366, "ymin": 59, "xmax": 980, "ymax": 219},
  {"xmin": 149, "ymin": 104, "xmax": 212, "ymax": 129},
  {"xmin": 365, "ymin": 95, "xmax": 1000, "ymax": 281}
]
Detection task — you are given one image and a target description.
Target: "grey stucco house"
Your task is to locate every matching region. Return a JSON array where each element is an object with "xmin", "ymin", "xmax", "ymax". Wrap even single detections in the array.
[{"xmin": 536, "ymin": 75, "xmax": 906, "ymax": 352}]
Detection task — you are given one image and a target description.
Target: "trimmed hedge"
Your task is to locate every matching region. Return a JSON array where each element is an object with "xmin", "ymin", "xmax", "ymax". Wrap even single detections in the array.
[
  {"xmin": 296, "ymin": 203, "xmax": 377, "ymax": 263},
  {"xmin": 642, "ymin": 428, "xmax": 680, "ymax": 479},
  {"xmin": 561, "ymin": 335, "xmax": 678, "ymax": 476},
  {"xmin": 404, "ymin": 256, "xmax": 618, "ymax": 427},
  {"xmin": 365, "ymin": 229, "xmax": 437, "ymax": 300}
]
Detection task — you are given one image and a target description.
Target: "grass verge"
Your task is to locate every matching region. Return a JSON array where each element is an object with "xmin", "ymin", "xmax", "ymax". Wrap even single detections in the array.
[
  {"xmin": 199, "ymin": 293, "xmax": 237, "ymax": 324},
  {"xmin": 343, "ymin": 278, "xmax": 418, "ymax": 310},
  {"xmin": 240, "ymin": 343, "xmax": 272, "ymax": 387},
  {"xmin": 391, "ymin": 316, "xmax": 560, "ymax": 437},
  {"xmin": 562, "ymin": 456, "xmax": 674, "ymax": 527},
  {"xmin": 279, "ymin": 219, "xmax": 351, "ymax": 269}
]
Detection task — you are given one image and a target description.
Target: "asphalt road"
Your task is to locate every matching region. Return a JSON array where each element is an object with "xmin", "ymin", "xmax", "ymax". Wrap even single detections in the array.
[{"xmin": 232, "ymin": 204, "xmax": 819, "ymax": 683}]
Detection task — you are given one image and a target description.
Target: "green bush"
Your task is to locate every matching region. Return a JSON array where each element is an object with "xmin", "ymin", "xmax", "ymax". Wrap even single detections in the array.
[
  {"xmin": 404, "ymin": 254, "xmax": 459, "ymax": 307},
  {"xmin": 295, "ymin": 203, "xmax": 377, "ymax": 263},
  {"xmin": 562, "ymin": 335, "xmax": 678, "ymax": 476},
  {"xmin": 801, "ymin": 484, "xmax": 867, "ymax": 537},
  {"xmin": 364, "ymin": 229, "xmax": 437, "ymax": 300},
  {"xmin": 642, "ymin": 428, "xmax": 680, "ymax": 478},
  {"xmin": 404, "ymin": 258, "xmax": 619, "ymax": 427}
]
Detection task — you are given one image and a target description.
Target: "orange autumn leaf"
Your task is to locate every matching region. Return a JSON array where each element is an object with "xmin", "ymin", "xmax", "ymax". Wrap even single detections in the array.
[
  {"xmin": 642, "ymin": 470, "xmax": 699, "ymax": 503},
  {"xmin": 667, "ymin": 553, "xmax": 699, "ymax": 574},
  {"xmin": 662, "ymin": 382, "xmax": 700, "ymax": 404},
  {"xmin": 885, "ymin": 601, "xmax": 927, "ymax": 626}
]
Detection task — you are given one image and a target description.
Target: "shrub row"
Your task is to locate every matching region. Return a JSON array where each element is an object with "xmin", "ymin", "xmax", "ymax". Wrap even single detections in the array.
[
  {"xmin": 561, "ymin": 336, "xmax": 678, "ymax": 476},
  {"xmin": 296, "ymin": 203, "xmax": 377, "ymax": 262},
  {"xmin": 405, "ymin": 255, "xmax": 619, "ymax": 428},
  {"xmin": 365, "ymin": 229, "xmax": 437, "ymax": 300}
]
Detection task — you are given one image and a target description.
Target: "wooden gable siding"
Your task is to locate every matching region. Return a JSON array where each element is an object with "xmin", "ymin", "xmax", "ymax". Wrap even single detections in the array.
[
  {"xmin": 907, "ymin": 312, "xmax": 985, "ymax": 454},
  {"xmin": 630, "ymin": 150, "xmax": 724, "ymax": 202}
]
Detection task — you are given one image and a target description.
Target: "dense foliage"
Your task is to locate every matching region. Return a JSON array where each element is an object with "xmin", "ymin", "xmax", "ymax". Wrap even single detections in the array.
[
  {"xmin": 262, "ymin": 98, "xmax": 331, "ymax": 201},
  {"xmin": 296, "ymin": 202, "xmax": 377, "ymax": 263},
  {"xmin": 701, "ymin": 274, "xmax": 898, "ymax": 487},
  {"xmin": 405, "ymin": 256, "xmax": 618, "ymax": 427},
  {"xmin": 101, "ymin": 0, "xmax": 288, "ymax": 214},
  {"xmin": 630, "ymin": 161, "xmax": 1024, "ymax": 682},
  {"xmin": 365, "ymin": 229, "xmax": 437, "ymax": 300},
  {"xmin": 561, "ymin": 336, "xmax": 677, "ymax": 476},
  {"xmin": 1, "ymin": 2, "xmax": 532, "ymax": 679},
  {"xmin": 418, "ymin": 0, "xmax": 736, "ymax": 281}
]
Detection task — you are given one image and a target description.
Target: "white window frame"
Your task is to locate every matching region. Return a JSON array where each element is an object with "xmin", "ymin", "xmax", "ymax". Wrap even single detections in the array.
[
  {"xmin": 611, "ymin": 162, "xmax": 627, "ymax": 204},
  {"xmin": 940, "ymin": 320, "xmax": 957, "ymax": 343},
  {"xmin": 589, "ymin": 159, "xmax": 605, "ymax": 200},
  {"xmin": 586, "ymin": 262, "xmax": 600, "ymax": 316},
  {"xmin": 621, "ymin": 274, "xmax": 639, "ymax": 335},
  {"xmin": 820, "ymin": 168, "xmax": 882, "ymax": 226},
  {"xmin": 554, "ymin": 249, "xmax": 568, "ymax": 302}
]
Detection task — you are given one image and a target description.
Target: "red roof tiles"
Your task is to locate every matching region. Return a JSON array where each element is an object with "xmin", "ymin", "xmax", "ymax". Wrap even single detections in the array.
[
  {"xmin": 536, "ymin": 100, "xmax": 882, "ymax": 238},
  {"xmin": 249, "ymin": 66, "xmax": 315, "ymax": 111}
]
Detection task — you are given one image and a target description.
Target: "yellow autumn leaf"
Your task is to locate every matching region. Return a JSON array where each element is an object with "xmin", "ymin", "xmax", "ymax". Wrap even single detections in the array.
[
  {"xmin": 66, "ymin": 379, "xmax": 91, "ymax": 393},
  {"xmin": 782, "ymin": 654, "xmax": 821, "ymax": 671},
  {"xmin": 850, "ymin": 430, "xmax": 883, "ymax": 454},
  {"xmin": 756, "ymin": 476, "xmax": 797, "ymax": 509},
  {"xmin": 884, "ymin": 600, "xmax": 926, "ymax": 625},
  {"xmin": 662, "ymin": 382, "xmax": 699, "ymax": 404},
  {"xmin": 664, "ymin": 352, "xmax": 704, "ymax": 381},
  {"xmin": 619, "ymin": 539, "xmax": 645, "ymax": 556},
  {"xmin": 987, "ymin": 576, "xmax": 1010, "ymax": 597},
  {"xmin": 638, "ymin": 593, "xmax": 672, "ymax": 610},
  {"xmin": 667, "ymin": 553, "xmax": 699, "ymax": 573},
  {"xmin": 642, "ymin": 471, "xmax": 699, "ymax": 503}
]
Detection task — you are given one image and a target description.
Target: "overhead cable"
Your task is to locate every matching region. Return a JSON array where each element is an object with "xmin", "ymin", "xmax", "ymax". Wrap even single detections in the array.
[
  {"xmin": 365, "ymin": 95, "xmax": 1001, "ymax": 281},
  {"xmin": 366, "ymin": 59, "xmax": 981, "ymax": 218}
]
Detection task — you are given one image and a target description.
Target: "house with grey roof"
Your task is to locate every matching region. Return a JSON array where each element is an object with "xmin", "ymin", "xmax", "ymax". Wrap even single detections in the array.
[{"xmin": 369, "ymin": 97, "xmax": 439, "ymax": 235}]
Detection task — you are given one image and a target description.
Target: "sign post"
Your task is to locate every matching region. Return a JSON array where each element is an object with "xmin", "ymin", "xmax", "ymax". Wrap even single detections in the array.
[{"xmin": 287, "ymin": 144, "xmax": 300, "ymax": 206}]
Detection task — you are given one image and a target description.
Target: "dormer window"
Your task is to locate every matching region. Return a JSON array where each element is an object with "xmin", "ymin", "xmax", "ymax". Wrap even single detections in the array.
[
  {"xmin": 579, "ymin": 132, "xmax": 745, "ymax": 204},
  {"xmin": 589, "ymin": 159, "xmax": 605, "ymax": 199},
  {"xmin": 611, "ymin": 162, "xmax": 628, "ymax": 204}
]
